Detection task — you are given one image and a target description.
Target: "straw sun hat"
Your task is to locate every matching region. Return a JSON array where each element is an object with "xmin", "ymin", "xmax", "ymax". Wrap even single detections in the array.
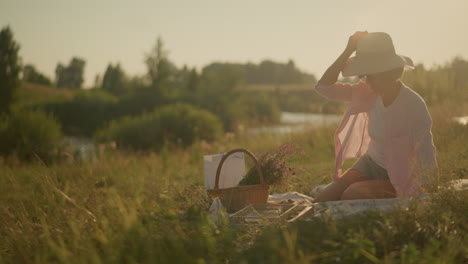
[{"xmin": 341, "ymin": 32, "xmax": 414, "ymax": 77}]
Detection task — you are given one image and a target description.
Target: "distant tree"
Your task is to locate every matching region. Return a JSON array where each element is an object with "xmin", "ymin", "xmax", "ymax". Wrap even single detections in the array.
[
  {"xmin": 102, "ymin": 63, "xmax": 126, "ymax": 95},
  {"xmin": 173, "ymin": 65, "xmax": 189, "ymax": 85},
  {"xmin": 187, "ymin": 68, "xmax": 199, "ymax": 92},
  {"xmin": 257, "ymin": 60, "xmax": 279, "ymax": 84},
  {"xmin": 303, "ymin": 73, "xmax": 317, "ymax": 84},
  {"xmin": 283, "ymin": 59, "xmax": 303, "ymax": 83},
  {"xmin": 144, "ymin": 37, "xmax": 176, "ymax": 95},
  {"xmin": 55, "ymin": 57, "xmax": 86, "ymax": 89},
  {"xmin": 451, "ymin": 56, "xmax": 468, "ymax": 91},
  {"xmin": 23, "ymin": 64, "xmax": 52, "ymax": 85},
  {"xmin": 126, "ymin": 75, "xmax": 147, "ymax": 90},
  {"xmin": 172, "ymin": 65, "xmax": 199, "ymax": 92},
  {"xmin": 94, "ymin": 74, "xmax": 101, "ymax": 89},
  {"xmin": 202, "ymin": 60, "xmax": 315, "ymax": 85},
  {"xmin": 0, "ymin": 26, "xmax": 21, "ymax": 114}
]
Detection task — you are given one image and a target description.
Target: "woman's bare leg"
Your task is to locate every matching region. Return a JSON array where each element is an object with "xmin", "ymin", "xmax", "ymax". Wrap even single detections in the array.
[
  {"xmin": 341, "ymin": 180, "xmax": 396, "ymax": 200},
  {"xmin": 315, "ymin": 169, "xmax": 367, "ymax": 202}
]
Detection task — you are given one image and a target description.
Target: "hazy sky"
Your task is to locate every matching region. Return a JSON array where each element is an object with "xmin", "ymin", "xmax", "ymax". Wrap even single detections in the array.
[{"xmin": 2, "ymin": 0, "xmax": 467, "ymax": 87}]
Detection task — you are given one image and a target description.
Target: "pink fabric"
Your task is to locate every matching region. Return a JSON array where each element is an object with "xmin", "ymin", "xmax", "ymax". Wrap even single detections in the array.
[{"xmin": 315, "ymin": 81, "xmax": 437, "ymax": 196}]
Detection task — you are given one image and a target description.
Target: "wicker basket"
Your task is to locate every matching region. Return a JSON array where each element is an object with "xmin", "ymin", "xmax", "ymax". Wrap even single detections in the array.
[{"xmin": 206, "ymin": 148, "xmax": 269, "ymax": 213}]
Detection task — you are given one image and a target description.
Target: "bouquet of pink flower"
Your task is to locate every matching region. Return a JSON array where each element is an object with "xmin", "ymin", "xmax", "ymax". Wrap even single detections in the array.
[{"xmin": 238, "ymin": 144, "xmax": 305, "ymax": 187}]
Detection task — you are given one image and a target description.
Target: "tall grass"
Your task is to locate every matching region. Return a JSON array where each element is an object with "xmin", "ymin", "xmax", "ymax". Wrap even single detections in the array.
[{"xmin": 0, "ymin": 104, "xmax": 467, "ymax": 263}]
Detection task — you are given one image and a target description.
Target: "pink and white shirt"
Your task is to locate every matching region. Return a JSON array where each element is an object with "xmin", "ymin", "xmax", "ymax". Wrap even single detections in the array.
[{"xmin": 315, "ymin": 81, "xmax": 437, "ymax": 196}]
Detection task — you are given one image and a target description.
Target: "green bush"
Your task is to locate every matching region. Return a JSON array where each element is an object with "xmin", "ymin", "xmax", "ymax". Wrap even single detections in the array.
[
  {"xmin": 41, "ymin": 89, "xmax": 118, "ymax": 136},
  {"xmin": 0, "ymin": 109, "xmax": 62, "ymax": 162},
  {"xmin": 182, "ymin": 90, "xmax": 245, "ymax": 132},
  {"xmin": 242, "ymin": 92, "xmax": 281, "ymax": 124},
  {"xmin": 96, "ymin": 103, "xmax": 223, "ymax": 151},
  {"xmin": 115, "ymin": 87, "xmax": 168, "ymax": 117},
  {"xmin": 181, "ymin": 90, "xmax": 281, "ymax": 131}
]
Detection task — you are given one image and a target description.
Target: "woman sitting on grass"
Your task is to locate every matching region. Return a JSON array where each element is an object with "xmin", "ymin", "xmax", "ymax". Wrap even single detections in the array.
[{"xmin": 314, "ymin": 31, "xmax": 437, "ymax": 202}]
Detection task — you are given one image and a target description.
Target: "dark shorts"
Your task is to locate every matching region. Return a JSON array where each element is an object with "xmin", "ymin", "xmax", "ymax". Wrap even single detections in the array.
[{"xmin": 351, "ymin": 154, "xmax": 390, "ymax": 180}]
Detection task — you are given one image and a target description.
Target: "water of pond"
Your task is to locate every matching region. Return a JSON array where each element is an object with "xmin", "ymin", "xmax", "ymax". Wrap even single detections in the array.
[
  {"xmin": 62, "ymin": 136, "xmax": 95, "ymax": 162},
  {"xmin": 452, "ymin": 116, "xmax": 468, "ymax": 125},
  {"xmin": 248, "ymin": 113, "xmax": 468, "ymax": 135},
  {"xmin": 246, "ymin": 112, "xmax": 342, "ymax": 134}
]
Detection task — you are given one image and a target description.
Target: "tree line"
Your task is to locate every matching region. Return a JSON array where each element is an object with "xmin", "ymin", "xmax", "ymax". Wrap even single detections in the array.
[{"xmin": 20, "ymin": 40, "xmax": 316, "ymax": 93}]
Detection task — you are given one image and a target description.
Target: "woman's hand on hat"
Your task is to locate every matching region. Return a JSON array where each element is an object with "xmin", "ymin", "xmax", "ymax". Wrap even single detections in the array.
[{"xmin": 346, "ymin": 31, "xmax": 368, "ymax": 53}]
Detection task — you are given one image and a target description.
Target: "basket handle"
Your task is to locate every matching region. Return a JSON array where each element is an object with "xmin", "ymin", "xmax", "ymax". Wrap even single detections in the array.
[{"xmin": 214, "ymin": 148, "xmax": 265, "ymax": 190}]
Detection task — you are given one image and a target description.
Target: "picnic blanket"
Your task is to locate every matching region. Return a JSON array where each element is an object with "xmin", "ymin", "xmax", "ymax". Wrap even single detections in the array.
[
  {"xmin": 269, "ymin": 179, "xmax": 468, "ymax": 220},
  {"xmin": 267, "ymin": 192, "xmax": 421, "ymax": 219},
  {"xmin": 209, "ymin": 179, "xmax": 468, "ymax": 222}
]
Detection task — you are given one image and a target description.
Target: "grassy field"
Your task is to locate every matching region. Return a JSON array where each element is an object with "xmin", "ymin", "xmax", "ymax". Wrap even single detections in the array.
[
  {"xmin": 0, "ymin": 103, "xmax": 467, "ymax": 263},
  {"xmin": 17, "ymin": 82, "xmax": 77, "ymax": 105}
]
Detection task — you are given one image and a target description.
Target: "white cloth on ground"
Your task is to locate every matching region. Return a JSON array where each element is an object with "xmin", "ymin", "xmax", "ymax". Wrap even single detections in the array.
[{"xmin": 268, "ymin": 192, "xmax": 315, "ymax": 204}]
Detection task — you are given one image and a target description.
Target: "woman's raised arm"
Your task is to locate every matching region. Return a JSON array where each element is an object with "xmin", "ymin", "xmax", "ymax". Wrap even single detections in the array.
[
  {"xmin": 315, "ymin": 31, "xmax": 368, "ymax": 102},
  {"xmin": 317, "ymin": 31, "xmax": 367, "ymax": 86}
]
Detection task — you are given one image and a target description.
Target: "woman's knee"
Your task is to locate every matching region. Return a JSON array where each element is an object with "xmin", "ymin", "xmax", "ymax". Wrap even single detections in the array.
[
  {"xmin": 314, "ymin": 170, "xmax": 368, "ymax": 202},
  {"xmin": 340, "ymin": 182, "xmax": 367, "ymax": 200}
]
